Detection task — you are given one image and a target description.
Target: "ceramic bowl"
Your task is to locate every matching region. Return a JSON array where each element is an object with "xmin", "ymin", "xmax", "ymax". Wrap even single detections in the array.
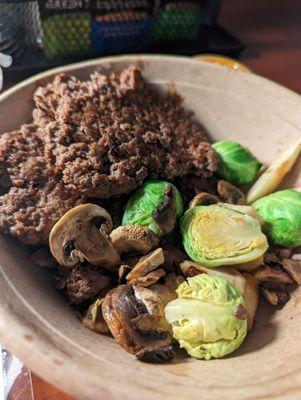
[{"xmin": 0, "ymin": 55, "xmax": 301, "ymax": 400}]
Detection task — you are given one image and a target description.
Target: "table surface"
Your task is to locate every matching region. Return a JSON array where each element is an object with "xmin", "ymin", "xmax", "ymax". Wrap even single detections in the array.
[{"xmin": 3, "ymin": 0, "xmax": 301, "ymax": 399}]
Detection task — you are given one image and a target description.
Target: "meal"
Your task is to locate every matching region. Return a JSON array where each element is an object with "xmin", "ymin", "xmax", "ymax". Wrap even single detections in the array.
[{"xmin": 1, "ymin": 66, "xmax": 301, "ymax": 363}]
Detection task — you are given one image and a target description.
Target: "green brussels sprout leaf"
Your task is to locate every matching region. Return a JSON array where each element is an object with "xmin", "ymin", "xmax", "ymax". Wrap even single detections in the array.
[
  {"xmin": 213, "ymin": 140, "xmax": 262, "ymax": 185},
  {"xmin": 164, "ymin": 274, "xmax": 247, "ymax": 360}
]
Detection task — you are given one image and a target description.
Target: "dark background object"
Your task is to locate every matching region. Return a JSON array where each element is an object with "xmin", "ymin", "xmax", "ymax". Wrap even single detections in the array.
[{"xmin": 0, "ymin": 0, "xmax": 244, "ymax": 82}]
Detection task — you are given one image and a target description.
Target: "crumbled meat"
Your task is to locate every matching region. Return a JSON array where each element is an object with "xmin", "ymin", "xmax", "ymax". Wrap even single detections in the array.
[
  {"xmin": 0, "ymin": 66, "xmax": 217, "ymax": 244},
  {"xmin": 55, "ymin": 264, "xmax": 111, "ymax": 305}
]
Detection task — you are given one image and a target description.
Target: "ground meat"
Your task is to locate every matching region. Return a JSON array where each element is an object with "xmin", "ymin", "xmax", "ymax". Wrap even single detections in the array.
[
  {"xmin": 0, "ymin": 66, "xmax": 218, "ymax": 244},
  {"xmin": 56, "ymin": 265, "xmax": 111, "ymax": 305}
]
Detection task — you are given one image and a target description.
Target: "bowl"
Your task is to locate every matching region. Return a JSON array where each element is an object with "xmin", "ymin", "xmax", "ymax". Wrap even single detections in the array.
[{"xmin": 0, "ymin": 55, "xmax": 301, "ymax": 400}]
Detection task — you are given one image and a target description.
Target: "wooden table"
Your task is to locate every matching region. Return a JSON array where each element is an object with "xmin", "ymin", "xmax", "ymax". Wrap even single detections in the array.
[{"xmin": 3, "ymin": 0, "xmax": 301, "ymax": 399}]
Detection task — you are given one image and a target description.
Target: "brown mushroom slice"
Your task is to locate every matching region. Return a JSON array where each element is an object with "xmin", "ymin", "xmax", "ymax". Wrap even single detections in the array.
[
  {"xmin": 82, "ymin": 298, "xmax": 109, "ymax": 334},
  {"xmin": 260, "ymin": 286, "xmax": 290, "ymax": 307},
  {"xmin": 292, "ymin": 251, "xmax": 301, "ymax": 261},
  {"xmin": 151, "ymin": 185, "xmax": 177, "ymax": 234},
  {"xmin": 126, "ymin": 248, "xmax": 165, "ymax": 281},
  {"xmin": 110, "ymin": 225, "xmax": 159, "ymax": 255},
  {"xmin": 188, "ymin": 192, "xmax": 220, "ymax": 208},
  {"xmin": 253, "ymin": 264, "xmax": 294, "ymax": 284},
  {"xmin": 118, "ymin": 264, "xmax": 132, "ymax": 284},
  {"xmin": 277, "ymin": 248, "xmax": 293, "ymax": 259},
  {"xmin": 217, "ymin": 180, "xmax": 246, "ymax": 204},
  {"xmin": 282, "ymin": 258, "xmax": 301, "ymax": 285},
  {"xmin": 102, "ymin": 285, "xmax": 174, "ymax": 362},
  {"xmin": 49, "ymin": 204, "xmax": 120, "ymax": 270},
  {"xmin": 144, "ymin": 274, "xmax": 185, "ymax": 310},
  {"xmin": 162, "ymin": 245, "xmax": 186, "ymax": 274},
  {"xmin": 129, "ymin": 268, "xmax": 166, "ymax": 287},
  {"xmin": 30, "ymin": 248, "xmax": 57, "ymax": 269},
  {"xmin": 264, "ymin": 251, "xmax": 281, "ymax": 265}
]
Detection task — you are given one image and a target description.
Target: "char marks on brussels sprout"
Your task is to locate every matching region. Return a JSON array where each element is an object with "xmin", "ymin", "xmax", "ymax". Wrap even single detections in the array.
[{"xmin": 151, "ymin": 185, "xmax": 177, "ymax": 235}]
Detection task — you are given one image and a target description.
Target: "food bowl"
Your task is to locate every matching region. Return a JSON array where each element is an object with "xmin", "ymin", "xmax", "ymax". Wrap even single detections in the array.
[{"xmin": 0, "ymin": 55, "xmax": 301, "ymax": 400}]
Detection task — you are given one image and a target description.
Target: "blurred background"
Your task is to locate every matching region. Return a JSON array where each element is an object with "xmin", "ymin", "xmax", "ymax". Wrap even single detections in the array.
[
  {"xmin": 1, "ymin": 0, "xmax": 300, "ymax": 92},
  {"xmin": 1, "ymin": 1, "xmax": 300, "ymax": 399}
]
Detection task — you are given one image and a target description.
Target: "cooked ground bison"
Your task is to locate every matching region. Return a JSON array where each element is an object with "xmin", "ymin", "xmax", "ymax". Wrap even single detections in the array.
[
  {"xmin": 0, "ymin": 66, "xmax": 217, "ymax": 244},
  {"xmin": 55, "ymin": 264, "xmax": 111, "ymax": 305}
]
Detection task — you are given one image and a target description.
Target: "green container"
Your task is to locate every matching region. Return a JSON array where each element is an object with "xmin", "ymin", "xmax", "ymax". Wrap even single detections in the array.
[
  {"xmin": 152, "ymin": 2, "xmax": 204, "ymax": 42},
  {"xmin": 39, "ymin": 1, "xmax": 91, "ymax": 59}
]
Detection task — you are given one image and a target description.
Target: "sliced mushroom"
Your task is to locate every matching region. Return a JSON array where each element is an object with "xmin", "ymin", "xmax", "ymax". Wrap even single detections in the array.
[
  {"xmin": 188, "ymin": 192, "xmax": 220, "ymax": 208},
  {"xmin": 102, "ymin": 284, "xmax": 174, "ymax": 362},
  {"xmin": 292, "ymin": 251, "xmax": 301, "ymax": 261},
  {"xmin": 110, "ymin": 225, "xmax": 159, "ymax": 255},
  {"xmin": 260, "ymin": 286, "xmax": 290, "ymax": 307},
  {"xmin": 282, "ymin": 258, "xmax": 301, "ymax": 285},
  {"xmin": 253, "ymin": 264, "xmax": 294, "ymax": 284},
  {"xmin": 30, "ymin": 248, "xmax": 57, "ymax": 269},
  {"xmin": 162, "ymin": 244, "xmax": 186, "ymax": 273},
  {"xmin": 118, "ymin": 264, "xmax": 132, "ymax": 284},
  {"xmin": 82, "ymin": 298, "xmax": 109, "ymax": 334},
  {"xmin": 129, "ymin": 269, "xmax": 166, "ymax": 287},
  {"xmin": 49, "ymin": 204, "xmax": 120, "ymax": 270},
  {"xmin": 133, "ymin": 285, "xmax": 171, "ymax": 333},
  {"xmin": 264, "ymin": 251, "xmax": 281, "ymax": 266},
  {"xmin": 277, "ymin": 248, "xmax": 293, "ymax": 259},
  {"xmin": 126, "ymin": 248, "xmax": 165, "ymax": 287},
  {"xmin": 151, "ymin": 185, "xmax": 177, "ymax": 234},
  {"xmin": 217, "ymin": 180, "xmax": 246, "ymax": 205},
  {"xmin": 149, "ymin": 273, "xmax": 185, "ymax": 307},
  {"xmin": 260, "ymin": 281, "xmax": 287, "ymax": 291},
  {"xmin": 180, "ymin": 261, "xmax": 258, "ymax": 331}
]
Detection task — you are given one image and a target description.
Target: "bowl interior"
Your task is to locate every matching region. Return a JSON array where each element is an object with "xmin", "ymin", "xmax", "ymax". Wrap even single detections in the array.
[{"xmin": 0, "ymin": 55, "xmax": 301, "ymax": 400}]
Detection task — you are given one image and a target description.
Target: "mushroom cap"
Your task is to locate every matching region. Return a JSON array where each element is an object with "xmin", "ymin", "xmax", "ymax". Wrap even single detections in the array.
[
  {"xmin": 102, "ymin": 284, "xmax": 174, "ymax": 362},
  {"xmin": 217, "ymin": 180, "xmax": 246, "ymax": 205},
  {"xmin": 189, "ymin": 192, "xmax": 220, "ymax": 208},
  {"xmin": 49, "ymin": 203, "xmax": 120, "ymax": 269},
  {"xmin": 110, "ymin": 225, "xmax": 159, "ymax": 255}
]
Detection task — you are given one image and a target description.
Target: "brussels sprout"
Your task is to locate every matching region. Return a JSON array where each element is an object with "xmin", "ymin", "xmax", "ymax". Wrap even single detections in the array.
[
  {"xmin": 253, "ymin": 189, "xmax": 301, "ymax": 247},
  {"xmin": 164, "ymin": 274, "xmax": 247, "ymax": 360},
  {"xmin": 181, "ymin": 204, "xmax": 268, "ymax": 267},
  {"xmin": 213, "ymin": 141, "xmax": 262, "ymax": 185},
  {"xmin": 122, "ymin": 181, "xmax": 184, "ymax": 236}
]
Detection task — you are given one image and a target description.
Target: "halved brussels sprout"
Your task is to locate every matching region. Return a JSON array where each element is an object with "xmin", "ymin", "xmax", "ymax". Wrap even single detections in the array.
[
  {"xmin": 213, "ymin": 141, "xmax": 262, "ymax": 185},
  {"xmin": 164, "ymin": 274, "xmax": 247, "ymax": 360},
  {"xmin": 181, "ymin": 204, "xmax": 268, "ymax": 267},
  {"xmin": 122, "ymin": 181, "xmax": 184, "ymax": 236},
  {"xmin": 253, "ymin": 189, "xmax": 301, "ymax": 247}
]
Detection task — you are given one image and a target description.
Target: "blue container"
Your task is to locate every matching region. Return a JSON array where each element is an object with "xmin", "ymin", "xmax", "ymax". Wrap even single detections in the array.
[{"xmin": 92, "ymin": 16, "xmax": 152, "ymax": 56}]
